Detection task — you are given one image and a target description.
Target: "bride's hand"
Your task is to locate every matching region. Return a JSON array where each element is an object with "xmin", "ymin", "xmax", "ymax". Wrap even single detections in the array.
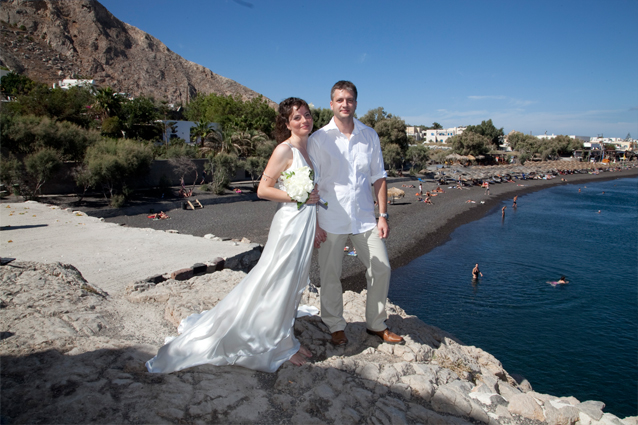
[{"xmin": 305, "ymin": 188, "xmax": 320, "ymax": 205}]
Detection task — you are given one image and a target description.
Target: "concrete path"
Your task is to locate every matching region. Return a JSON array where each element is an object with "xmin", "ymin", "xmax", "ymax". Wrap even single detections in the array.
[{"xmin": 0, "ymin": 201, "xmax": 255, "ymax": 294}]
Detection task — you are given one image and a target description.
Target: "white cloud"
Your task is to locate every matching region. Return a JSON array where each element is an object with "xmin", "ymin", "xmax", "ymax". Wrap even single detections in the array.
[
  {"xmin": 468, "ymin": 95, "xmax": 536, "ymax": 107},
  {"xmin": 404, "ymin": 108, "xmax": 634, "ymax": 137},
  {"xmin": 467, "ymin": 95, "xmax": 506, "ymax": 100}
]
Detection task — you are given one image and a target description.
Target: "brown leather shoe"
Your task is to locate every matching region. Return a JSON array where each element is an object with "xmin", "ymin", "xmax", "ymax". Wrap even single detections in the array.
[
  {"xmin": 366, "ymin": 328, "xmax": 405, "ymax": 344},
  {"xmin": 331, "ymin": 330, "xmax": 348, "ymax": 346}
]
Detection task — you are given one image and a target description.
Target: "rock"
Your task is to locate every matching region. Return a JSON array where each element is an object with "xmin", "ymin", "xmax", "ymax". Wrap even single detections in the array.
[
  {"xmin": 399, "ymin": 375, "xmax": 435, "ymax": 400},
  {"xmin": 598, "ymin": 413, "xmax": 625, "ymax": 425},
  {"xmin": 498, "ymin": 380, "xmax": 523, "ymax": 400},
  {"xmin": 544, "ymin": 400, "xmax": 580, "ymax": 425},
  {"xmin": 508, "ymin": 393, "xmax": 545, "ymax": 422},
  {"xmin": 1, "ymin": 260, "xmax": 633, "ymax": 425},
  {"xmin": 0, "ymin": 1, "xmax": 276, "ymax": 106},
  {"xmin": 576, "ymin": 400, "xmax": 605, "ymax": 421}
]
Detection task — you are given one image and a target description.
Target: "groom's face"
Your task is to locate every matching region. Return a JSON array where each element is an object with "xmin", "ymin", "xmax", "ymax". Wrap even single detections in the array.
[{"xmin": 330, "ymin": 89, "xmax": 357, "ymax": 120}]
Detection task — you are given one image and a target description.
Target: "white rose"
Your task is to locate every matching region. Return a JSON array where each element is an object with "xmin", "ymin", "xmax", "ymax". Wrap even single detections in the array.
[{"xmin": 282, "ymin": 166, "xmax": 314, "ymax": 203}]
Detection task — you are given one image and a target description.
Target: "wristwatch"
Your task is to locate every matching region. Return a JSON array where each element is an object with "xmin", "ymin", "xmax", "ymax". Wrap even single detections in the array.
[{"xmin": 379, "ymin": 213, "xmax": 389, "ymax": 220}]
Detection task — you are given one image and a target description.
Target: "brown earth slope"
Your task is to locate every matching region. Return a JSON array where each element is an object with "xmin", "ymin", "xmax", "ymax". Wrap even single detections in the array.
[{"xmin": 0, "ymin": 0, "xmax": 274, "ymax": 105}]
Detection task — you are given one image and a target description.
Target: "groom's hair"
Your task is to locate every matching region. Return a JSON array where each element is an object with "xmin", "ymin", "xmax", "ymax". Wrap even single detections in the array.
[
  {"xmin": 331, "ymin": 80, "xmax": 357, "ymax": 101},
  {"xmin": 275, "ymin": 97, "xmax": 311, "ymax": 143}
]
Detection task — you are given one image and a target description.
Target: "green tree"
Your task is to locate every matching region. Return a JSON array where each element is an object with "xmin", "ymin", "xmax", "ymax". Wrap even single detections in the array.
[
  {"xmin": 507, "ymin": 132, "xmax": 539, "ymax": 154},
  {"xmin": 429, "ymin": 122, "xmax": 443, "ymax": 130},
  {"xmin": 1, "ymin": 114, "xmax": 101, "ymax": 161},
  {"xmin": 375, "ymin": 116, "xmax": 409, "ymax": 152},
  {"xmin": 82, "ymin": 139, "xmax": 153, "ymax": 202},
  {"xmin": 6, "ymin": 85, "xmax": 96, "ymax": 128},
  {"xmin": 449, "ymin": 131, "xmax": 491, "ymax": 156},
  {"xmin": 185, "ymin": 94, "xmax": 276, "ymax": 138},
  {"xmin": 464, "ymin": 119, "xmax": 504, "ymax": 149},
  {"xmin": 206, "ymin": 152, "xmax": 239, "ymax": 195},
  {"xmin": 382, "ymin": 143, "xmax": 402, "ymax": 172},
  {"xmin": 241, "ymin": 156, "xmax": 268, "ymax": 190},
  {"xmin": 118, "ymin": 96, "xmax": 161, "ymax": 140},
  {"xmin": 359, "ymin": 107, "xmax": 390, "ymax": 129},
  {"xmin": 23, "ymin": 147, "xmax": 62, "ymax": 197},
  {"xmin": 94, "ymin": 87, "xmax": 123, "ymax": 121},
  {"xmin": 310, "ymin": 107, "xmax": 333, "ymax": 131},
  {"xmin": 228, "ymin": 130, "xmax": 267, "ymax": 157},
  {"xmin": 0, "ymin": 72, "xmax": 39, "ymax": 97},
  {"xmin": 406, "ymin": 144, "xmax": 430, "ymax": 172}
]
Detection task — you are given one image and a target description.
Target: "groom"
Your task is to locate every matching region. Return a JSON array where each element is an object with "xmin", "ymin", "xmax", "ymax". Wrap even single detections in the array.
[{"xmin": 309, "ymin": 80, "xmax": 404, "ymax": 346}]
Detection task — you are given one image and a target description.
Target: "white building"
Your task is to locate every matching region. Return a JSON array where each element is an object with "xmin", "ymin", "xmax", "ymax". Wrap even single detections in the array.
[
  {"xmin": 534, "ymin": 133, "xmax": 589, "ymax": 142},
  {"xmin": 589, "ymin": 136, "xmax": 635, "ymax": 151},
  {"xmin": 424, "ymin": 127, "xmax": 466, "ymax": 143},
  {"xmin": 55, "ymin": 79, "xmax": 95, "ymax": 90},
  {"xmin": 406, "ymin": 126, "xmax": 423, "ymax": 141}
]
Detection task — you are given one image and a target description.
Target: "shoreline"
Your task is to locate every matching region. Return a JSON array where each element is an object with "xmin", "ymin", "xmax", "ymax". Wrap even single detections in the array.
[
  {"xmin": 31, "ymin": 164, "xmax": 638, "ymax": 292},
  {"xmin": 343, "ymin": 165, "xmax": 638, "ymax": 292}
]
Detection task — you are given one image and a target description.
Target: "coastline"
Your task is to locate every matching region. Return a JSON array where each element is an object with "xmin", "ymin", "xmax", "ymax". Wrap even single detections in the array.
[
  {"xmin": 2, "ymin": 164, "xmax": 637, "ymax": 424},
  {"xmin": 37, "ymin": 164, "xmax": 638, "ymax": 293}
]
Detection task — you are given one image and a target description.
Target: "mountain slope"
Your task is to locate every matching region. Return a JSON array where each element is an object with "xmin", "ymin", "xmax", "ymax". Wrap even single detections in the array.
[{"xmin": 0, "ymin": 0, "xmax": 274, "ymax": 105}]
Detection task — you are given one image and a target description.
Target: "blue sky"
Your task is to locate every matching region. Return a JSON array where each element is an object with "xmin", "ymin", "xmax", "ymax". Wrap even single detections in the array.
[{"xmin": 100, "ymin": 0, "xmax": 637, "ymax": 138}]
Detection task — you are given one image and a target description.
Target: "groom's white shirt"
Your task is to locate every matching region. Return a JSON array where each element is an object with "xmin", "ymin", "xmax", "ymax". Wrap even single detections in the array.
[{"xmin": 308, "ymin": 117, "xmax": 386, "ymax": 235}]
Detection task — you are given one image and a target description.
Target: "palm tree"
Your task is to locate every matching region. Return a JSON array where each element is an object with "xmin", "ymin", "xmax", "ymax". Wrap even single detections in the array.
[
  {"xmin": 94, "ymin": 87, "xmax": 122, "ymax": 120},
  {"xmin": 229, "ymin": 130, "xmax": 268, "ymax": 157},
  {"xmin": 191, "ymin": 121, "xmax": 223, "ymax": 155}
]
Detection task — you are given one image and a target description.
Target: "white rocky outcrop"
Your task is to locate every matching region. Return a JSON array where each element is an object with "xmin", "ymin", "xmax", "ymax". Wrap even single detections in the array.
[{"xmin": 1, "ymin": 261, "xmax": 634, "ymax": 424}]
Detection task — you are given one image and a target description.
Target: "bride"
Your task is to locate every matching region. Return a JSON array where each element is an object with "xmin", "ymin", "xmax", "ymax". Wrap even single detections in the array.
[{"xmin": 146, "ymin": 97, "xmax": 319, "ymax": 373}]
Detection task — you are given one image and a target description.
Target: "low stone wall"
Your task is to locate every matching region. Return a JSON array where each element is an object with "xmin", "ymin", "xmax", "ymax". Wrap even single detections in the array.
[{"xmin": 37, "ymin": 159, "xmax": 248, "ymax": 195}]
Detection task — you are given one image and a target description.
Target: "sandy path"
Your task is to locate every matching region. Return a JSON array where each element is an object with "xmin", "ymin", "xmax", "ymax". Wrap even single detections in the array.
[{"xmin": 0, "ymin": 202, "xmax": 254, "ymax": 294}]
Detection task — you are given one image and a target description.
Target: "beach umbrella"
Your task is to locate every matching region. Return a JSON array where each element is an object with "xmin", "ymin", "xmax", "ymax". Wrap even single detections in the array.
[{"xmin": 467, "ymin": 154, "xmax": 476, "ymax": 160}]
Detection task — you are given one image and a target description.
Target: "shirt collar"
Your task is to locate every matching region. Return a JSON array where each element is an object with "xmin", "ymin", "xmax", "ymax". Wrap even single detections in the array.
[{"xmin": 325, "ymin": 117, "xmax": 365, "ymax": 135}]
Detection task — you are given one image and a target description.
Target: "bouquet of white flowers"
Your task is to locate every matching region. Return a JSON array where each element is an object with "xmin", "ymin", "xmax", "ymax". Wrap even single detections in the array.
[{"xmin": 280, "ymin": 166, "xmax": 315, "ymax": 210}]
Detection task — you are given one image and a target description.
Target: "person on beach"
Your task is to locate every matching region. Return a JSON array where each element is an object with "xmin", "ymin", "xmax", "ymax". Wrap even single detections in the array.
[
  {"xmin": 484, "ymin": 181, "xmax": 490, "ymax": 195},
  {"xmin": 502, "ymin": 205, "xmax": 506, "ymax": 218},
  {"xmin": 309, "ymin": 80, "xmax": 404, "ymax": 346},
  {"xmin": 472, "ymin": 264, "xmax": 483, "ymax": 280},
  {"xmin": 513, "ymin": 195, "xmax": 518, "ymax": 208},
  {"xmin": 146, "ymin": 98, "xmax": 320, "ymax": 374},
  {"xmin": 419, "ymin": 182, "xmax": 423, "ymax": 196}
]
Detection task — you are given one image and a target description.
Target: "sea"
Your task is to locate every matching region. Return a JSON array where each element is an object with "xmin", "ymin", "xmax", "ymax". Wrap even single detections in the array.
[{"xmin": 388, "ymin": 176, "xmax": 638, "ymax": 418}]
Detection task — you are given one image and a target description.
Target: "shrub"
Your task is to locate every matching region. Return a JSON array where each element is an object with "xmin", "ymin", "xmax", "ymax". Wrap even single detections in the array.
[
  {"xmin": 81, "ymin": 139, "xmax": 153, "ymax": 199},
  {"xmin": 158, "ymin": 175, "xmax": 172, "ymax": 198},
  {"xmin": 206, "ymin": 152, "xmax": 238, "ymax": 195},
  {"xmin": 23, "ymin": 147, "xmax": 61, "ymax": 197},
  {"xmin": 1, "ymin": 114, "xmax": 101, "ymax": 161},
  {"xmin": 110, "ymin": 193, "xmax": 126, "ymax": 208},
  {"xmin": 0, "ymin": 154, "xmax": 20, "ymax": 188}
]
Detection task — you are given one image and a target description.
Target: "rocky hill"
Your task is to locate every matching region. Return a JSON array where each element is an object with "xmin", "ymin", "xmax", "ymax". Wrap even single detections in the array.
[
  {"xmin": 0, "ymin": 0, "xmax": 274, "ymax": 105},
  {"xmin": 3, "ymin": 259, "xmax": 629, "ymax": 425}
]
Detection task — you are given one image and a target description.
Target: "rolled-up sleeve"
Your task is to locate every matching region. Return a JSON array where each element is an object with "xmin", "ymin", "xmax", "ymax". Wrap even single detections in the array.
[{"xmin": 369, "ymin": 132, "xmax": 387, "ymax": 183}]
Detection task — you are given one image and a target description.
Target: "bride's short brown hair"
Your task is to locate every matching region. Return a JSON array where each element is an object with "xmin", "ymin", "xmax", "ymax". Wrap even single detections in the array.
[{"xmin": 275, "ymin": 97, "xmax": 311, "ymax": 143}]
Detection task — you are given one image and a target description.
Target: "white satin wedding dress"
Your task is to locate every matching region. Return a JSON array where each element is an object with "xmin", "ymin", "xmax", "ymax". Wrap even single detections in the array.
[{"xmin": 146, "ymin": 146, "xmax": 316, "ymax": 373}]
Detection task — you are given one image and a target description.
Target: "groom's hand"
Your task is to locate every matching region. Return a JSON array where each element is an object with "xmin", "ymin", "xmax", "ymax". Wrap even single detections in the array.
[
  {"xmin": 314, "ymin": 225, "xmax": 327, "ymax": 248},
  {"xmin": 378, "ymin": 218, "xmax": 389, "ymax": 239}
]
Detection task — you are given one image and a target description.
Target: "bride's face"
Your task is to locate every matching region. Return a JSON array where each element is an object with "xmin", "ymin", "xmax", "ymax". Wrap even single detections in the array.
[{"xmin": 286, "ymin": 105, "xmax": 313, "ymax": 138}]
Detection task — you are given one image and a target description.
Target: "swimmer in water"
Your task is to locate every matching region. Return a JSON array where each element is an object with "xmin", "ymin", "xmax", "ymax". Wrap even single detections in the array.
[
  {"xmin": 557, "ymin": 276, "xmax": 568, "ymax": 284},
  {"xmin": 472, "ymin": 264, "xmax": 483, "ymax": 280}
]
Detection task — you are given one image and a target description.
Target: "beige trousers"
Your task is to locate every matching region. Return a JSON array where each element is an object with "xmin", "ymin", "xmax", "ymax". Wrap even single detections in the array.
[{"xmin": 318, "ymin": 227, "xmax": 391, "ymax": 333}]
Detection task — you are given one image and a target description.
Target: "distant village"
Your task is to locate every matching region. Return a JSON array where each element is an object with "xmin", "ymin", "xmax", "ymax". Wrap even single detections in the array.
[
  {"xmin": 6, "ymin": 72, "xmax": 634, "ymax": 164},
  {"xmin": 406, "ymin": 125, "xmax": 635, "ymax": 153}
]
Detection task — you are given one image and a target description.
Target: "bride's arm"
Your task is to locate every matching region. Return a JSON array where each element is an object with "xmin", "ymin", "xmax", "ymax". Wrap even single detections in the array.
[{"xmin": 256, "ymin": 144, "xmax": 295, "ymax": 203}]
